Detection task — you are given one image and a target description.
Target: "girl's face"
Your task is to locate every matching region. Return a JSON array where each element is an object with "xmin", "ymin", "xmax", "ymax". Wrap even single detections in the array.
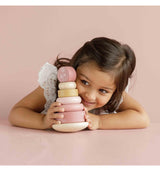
[{"xmin": 76, "ymin": 61, "xmax": 116, "ymax": 111}]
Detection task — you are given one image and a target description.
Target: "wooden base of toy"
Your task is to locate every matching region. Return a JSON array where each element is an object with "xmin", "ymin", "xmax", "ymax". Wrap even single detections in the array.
[{"xmin": 52, "ymin": 122, "xmax": 88, "ymax": 133}]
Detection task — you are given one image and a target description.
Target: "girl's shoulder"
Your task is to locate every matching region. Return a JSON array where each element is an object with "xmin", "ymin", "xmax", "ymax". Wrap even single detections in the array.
[
  {"xmin": 38, "ymin": 62, "xmax": 57, "ymax": 89},
  {"xmin": 38, "ymin": 62, "xmax": 58, "ymax": 114}
]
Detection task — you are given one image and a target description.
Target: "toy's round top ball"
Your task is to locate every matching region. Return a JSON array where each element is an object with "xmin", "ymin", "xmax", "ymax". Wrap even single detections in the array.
[{"xmin": 57, "ymin": 66, "xmax": 77, "ymax": 82}]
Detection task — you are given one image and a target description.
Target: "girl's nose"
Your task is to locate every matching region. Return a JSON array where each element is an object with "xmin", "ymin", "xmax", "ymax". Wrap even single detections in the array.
[{"xmin": 84, "ymin": 89, "xmax": 96, "ymax": 101}]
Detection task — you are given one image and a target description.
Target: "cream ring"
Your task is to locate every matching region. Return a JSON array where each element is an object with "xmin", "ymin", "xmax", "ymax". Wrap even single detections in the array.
[
  {"xmin": 57, "ymin": 66, "xmax": 76, "ymax": 82},
  {"xmin": 58, "ymin": 89, "xmax": 78, "ymax": 98},
  {"xmin": 61, "ymin": 103, "xmax": 84, "ymax": 112},
  {"xmin": 52, "ymin": 122, "xmax": 88, "ymax": 132},
  {"xmin": 56, "ymin": 96, "xmax": 81, "ymax": 104},
  {"xmin": 56, "ymin": 111, "xmax": 85, "ymax": 124},
  {"xmin": 58, "ymin": 82, "xmax": 76, "ymax": 90}
]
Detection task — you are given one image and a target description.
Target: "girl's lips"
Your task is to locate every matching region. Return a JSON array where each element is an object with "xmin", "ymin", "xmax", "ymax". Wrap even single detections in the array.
[{"xmin": 81, "ymin": 97, "xmax": 96, "ymax": 107}]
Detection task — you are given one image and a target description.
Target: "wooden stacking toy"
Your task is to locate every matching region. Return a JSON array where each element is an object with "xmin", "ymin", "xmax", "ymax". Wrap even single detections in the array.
[{"xmin": 52, "ymin": 66, "xmax": 88, "ymax": 132}]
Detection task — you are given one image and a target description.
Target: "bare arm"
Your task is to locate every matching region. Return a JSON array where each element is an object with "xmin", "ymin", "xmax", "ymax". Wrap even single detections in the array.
[
  {"xmin": 98, "ymin": 92, "xmax": 150, "ymax": 129},
  {"xmin": 8, "ymin": 86, "xmax": 47, "ymax": 129}
]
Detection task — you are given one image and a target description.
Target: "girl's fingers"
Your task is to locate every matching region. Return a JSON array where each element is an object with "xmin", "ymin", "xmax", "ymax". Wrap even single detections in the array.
[
  {"xmin": 50, "ymin": 102, "xmax": 61, "ymax": 109},
  {"xmin": 84, "ymin": 115, "xmax": 92, "ymax": 128},
  {"xmin": 47, "ymin": 116, "xmax": 61, "ymax": 125},
  {"xmin": 48, "ymin": 107, "xmax": 64, "ymax": 114},
  {"xmin": 84, "ymin": 113, "xmax": 90, "ymax": 122},
  {"xmin": 52, "ymin": 120, "xmax": 61, "ymax": 125},
  {"xmin": 85, "ymin": 115, "xmax": 89, "ymax": 122},
  {"xmin": 88, "ymin": 124, "xmax": 92, "ymax": 129},
  {"xmin": 51, "ymin": 113, "xmax": 64, "ymax": 119},
  {"xmin": 53, "ymin": 106, "xmax": 64, "ymax": 113},
  {"xmin": 83, "ymin": 107, "xmax": 88, "ymax": 113},
  {"xmin": 47, "ymin": 117, "xmax": 62, "ymax": 125},
  {"xmin": 87, "ymin": 120, "xmax": 92, "ymax": 129},
  {"xmin": 84, "ymin": 114, "xmax": 87, "ymax": 120}
]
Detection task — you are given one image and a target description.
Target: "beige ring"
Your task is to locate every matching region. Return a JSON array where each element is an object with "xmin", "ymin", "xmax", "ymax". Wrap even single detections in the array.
[{"xmin": 58, "ymin": 89, "xmax": 78, "ymax": 97}]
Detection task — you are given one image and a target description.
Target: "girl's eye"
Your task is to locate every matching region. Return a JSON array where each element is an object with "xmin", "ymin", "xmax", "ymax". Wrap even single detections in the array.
[
  {"xmin": 81, "ymin": 80, "xmax": 89, "ymax": 86},
  {"xmin": 99, "ymin": 89, "xmax": 108, "ymax": 94}
]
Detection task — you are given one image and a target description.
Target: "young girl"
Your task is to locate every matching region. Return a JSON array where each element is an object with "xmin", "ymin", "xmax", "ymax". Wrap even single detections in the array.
[{"xmin": 9, "ymin": 37, "xmax": 150, "ymax": 130}]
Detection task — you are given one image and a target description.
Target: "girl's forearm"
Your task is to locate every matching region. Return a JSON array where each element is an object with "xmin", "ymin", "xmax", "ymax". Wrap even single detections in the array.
[
  {"xmin": 9, "ymin": 107, "xmax": 46, "ymax": 129},
  {"xmin": 99, "ymin": 110, "xmax": 150, "ymax": 129}
]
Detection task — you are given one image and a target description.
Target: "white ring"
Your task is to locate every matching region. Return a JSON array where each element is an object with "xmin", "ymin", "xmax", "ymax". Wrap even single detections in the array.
[
  {"xmin": 56, "ymin": 96, "xmax": 81, "ymax": 104},
  {"xmin": 58, "ymin": 82, "xmax": 76, "ymax": 89}
]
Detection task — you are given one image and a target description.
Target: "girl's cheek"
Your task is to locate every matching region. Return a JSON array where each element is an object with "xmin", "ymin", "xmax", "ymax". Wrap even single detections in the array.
[
  {"xmin": 76, "ymin": 83, "xmax": 84, "ymax": 94},
  {"xmin": 76, "ymin": 79, "xmax": 80, "ymax": 89},
  {"xmin": 97, "ymin": 97, "xmax": 110, "ymax": 108}
]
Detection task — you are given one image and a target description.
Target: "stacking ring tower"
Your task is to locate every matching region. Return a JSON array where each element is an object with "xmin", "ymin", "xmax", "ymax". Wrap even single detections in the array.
[{"xmin": 52, "ymin": 66, "xmax": 88, "ymax": 132}]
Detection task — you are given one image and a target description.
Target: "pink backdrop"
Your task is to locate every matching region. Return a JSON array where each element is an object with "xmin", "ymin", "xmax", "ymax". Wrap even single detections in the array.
[{"xmin": 0, "ymin": 6, "xmax": 159, "ymax": 122}]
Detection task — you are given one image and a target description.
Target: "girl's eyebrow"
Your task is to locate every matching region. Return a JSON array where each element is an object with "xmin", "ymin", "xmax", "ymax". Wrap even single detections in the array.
[
  {"xmin": 101, "ymin": 86, "xmax": 114, "ymax": 91},
  {"xmin": 79, "ymin": 73, "xmax": 91, "ymax": 82},
  {"xmin": 79, "ymin": 73, "xmax": 114, "ymax": 91}
]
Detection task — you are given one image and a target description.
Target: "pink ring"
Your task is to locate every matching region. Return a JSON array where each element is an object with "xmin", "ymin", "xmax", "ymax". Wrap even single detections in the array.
[
  {"xmin": 56, "ymin": 111, "xmax": 85, "ymax": 124},
  {"xmin": 57, "ymin": 66, "xmax": 77, "ymax": 82},
  {"xmin": 61, "ymin": 103, "xmax": 84, "ymax": 112}
]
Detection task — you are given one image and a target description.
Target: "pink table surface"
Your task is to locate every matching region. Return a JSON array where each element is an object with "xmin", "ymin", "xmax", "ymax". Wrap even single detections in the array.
[{"xmin": 0, "ymin": 119, "xmax": 160, "ymax": 165}]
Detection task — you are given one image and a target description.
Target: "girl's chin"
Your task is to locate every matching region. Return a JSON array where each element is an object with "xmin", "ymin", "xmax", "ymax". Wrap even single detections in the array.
[{"xmin": 83, "ymin": 105, "xmax": 94, "ymax": 111}]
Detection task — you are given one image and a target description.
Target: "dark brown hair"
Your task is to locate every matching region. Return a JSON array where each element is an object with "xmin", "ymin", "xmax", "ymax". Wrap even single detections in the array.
[{"xmin": 54, "ymin": 37, "xmax": 136, "ymax": 113}]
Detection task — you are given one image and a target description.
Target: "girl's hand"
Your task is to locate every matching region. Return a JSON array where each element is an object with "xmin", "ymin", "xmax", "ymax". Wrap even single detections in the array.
[
  {"xmin": 42, "ymin": 102, "xmax": 64, "ymax": 129},
  {"xmin": 84, "ymin": 107, "xmax": 100, "ymax": 130}
]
